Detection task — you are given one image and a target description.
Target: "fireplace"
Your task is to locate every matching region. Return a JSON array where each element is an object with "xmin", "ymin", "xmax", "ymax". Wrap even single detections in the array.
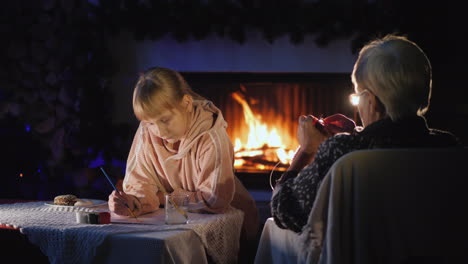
[{"xmin": 184, "ymin": 72, "xmax": 355, "ymax": 178}]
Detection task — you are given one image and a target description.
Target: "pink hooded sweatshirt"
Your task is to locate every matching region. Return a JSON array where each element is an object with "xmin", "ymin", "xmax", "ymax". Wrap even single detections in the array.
[{"xmin": 123, "ymin": 100, "xmax": 259, "ymax": 238}]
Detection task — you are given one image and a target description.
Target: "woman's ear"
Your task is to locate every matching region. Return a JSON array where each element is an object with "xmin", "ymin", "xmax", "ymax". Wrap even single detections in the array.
[
  {"xmin": 368, "ymin": 93, "xmax": 385, "ymax": 119},
  {"xmin": 182, "ymin": 94, "xmax": 193, "ymax": 113}
]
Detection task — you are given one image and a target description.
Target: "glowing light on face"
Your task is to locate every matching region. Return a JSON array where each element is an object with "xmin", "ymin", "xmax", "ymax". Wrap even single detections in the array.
[
  {"xmin": 349, "ymin": 94, "xmax": 360, "ymax": 106},
  {"xmin": 349, "ymin": 89, "xmax": 370, "ymax": 106}
]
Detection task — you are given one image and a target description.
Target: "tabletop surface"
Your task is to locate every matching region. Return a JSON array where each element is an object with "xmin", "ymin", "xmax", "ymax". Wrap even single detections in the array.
[{"xmin": 0, "ymin": 200, "xmax": 244, "ymax": 264}]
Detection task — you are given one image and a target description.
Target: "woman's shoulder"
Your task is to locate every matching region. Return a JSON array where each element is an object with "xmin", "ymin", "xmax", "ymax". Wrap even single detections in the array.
[
  {"xmin": 322, "ymin": 132, "xmax": 365, "ymax": 148},
  {"xmin": 315, "ymin": 132, "xmax": 369, "ymax": 160},
  {"xmin": 428, "ymin": 128, "xmax": 462, "ymax": 147}
]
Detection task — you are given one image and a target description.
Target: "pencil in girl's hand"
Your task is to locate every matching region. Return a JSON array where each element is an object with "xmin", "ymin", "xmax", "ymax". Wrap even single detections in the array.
[
  {"xmin": 100, "ymin": 167, "xmax": 118, "ymax": 191},
  {"xmin": 99, "ymin": 167, "xmax": 139, "ymax": 220}
]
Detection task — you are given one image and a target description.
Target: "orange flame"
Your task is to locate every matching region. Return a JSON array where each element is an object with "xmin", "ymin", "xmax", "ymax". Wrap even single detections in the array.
[{"xmin": 231, "ymin": 91, "xmax": 295, "ymax": 172}]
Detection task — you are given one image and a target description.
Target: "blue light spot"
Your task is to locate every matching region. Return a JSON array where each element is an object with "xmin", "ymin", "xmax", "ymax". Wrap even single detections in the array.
[
  {"xmin": 25, "ymin": 124, "xmax": 31, "ymax": 132},
  {"xmin": 89, "ymin": 151, "xmax": 105, "ymax": 168}
]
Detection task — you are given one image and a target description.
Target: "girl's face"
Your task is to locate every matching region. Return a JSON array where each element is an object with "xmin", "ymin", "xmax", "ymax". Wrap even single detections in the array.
[{"xmin": 145, "ymin": 96, "xmax": 193, "ymax": 143}]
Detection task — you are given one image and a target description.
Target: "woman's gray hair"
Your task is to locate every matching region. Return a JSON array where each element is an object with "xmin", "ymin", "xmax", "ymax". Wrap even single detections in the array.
[{"xmin": 351, "ymin": 34, "xmax": 432, "ymax": 120}]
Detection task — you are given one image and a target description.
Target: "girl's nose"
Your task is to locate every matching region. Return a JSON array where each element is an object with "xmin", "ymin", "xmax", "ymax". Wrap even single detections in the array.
[{"xmin": 158, "ymin": 126, "xmax": 169, "ymax": 137}]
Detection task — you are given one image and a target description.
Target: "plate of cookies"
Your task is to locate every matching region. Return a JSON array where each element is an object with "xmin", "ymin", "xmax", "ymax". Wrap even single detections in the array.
[{"xmin": 45, "ymin": 194, "xmax": 107, "ymax": 208}]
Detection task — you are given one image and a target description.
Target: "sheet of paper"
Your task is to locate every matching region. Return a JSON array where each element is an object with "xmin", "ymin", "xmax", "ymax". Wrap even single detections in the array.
[{"xmin": 110, "ymin": 210, "xmax": 166, "ymax": 225}]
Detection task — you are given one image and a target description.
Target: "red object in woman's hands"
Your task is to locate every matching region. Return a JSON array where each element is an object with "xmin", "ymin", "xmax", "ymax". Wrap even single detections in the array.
[{"xmin": 313, "ymin": 113, "xmax": 356, "ymax": 135}]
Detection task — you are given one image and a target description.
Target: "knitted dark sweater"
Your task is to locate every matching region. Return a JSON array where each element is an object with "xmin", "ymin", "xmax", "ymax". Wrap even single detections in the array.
[{"xmin": 271, "ymin": 116, "xmax": 460, "ymax": 232}]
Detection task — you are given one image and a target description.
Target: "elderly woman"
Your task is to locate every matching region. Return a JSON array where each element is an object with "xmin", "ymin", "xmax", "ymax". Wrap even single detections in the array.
[{"xmin": 271, "ymin": 34, "xmax": 460, "ymax": 233}]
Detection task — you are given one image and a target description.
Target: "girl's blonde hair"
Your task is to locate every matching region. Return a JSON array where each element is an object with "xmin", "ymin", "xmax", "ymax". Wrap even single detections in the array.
[
  {"xmin": 132, "ymin": 67, "xmax": 204, "ymax": 121},
  {"xmin": 351, "ymin": 34, "xmax": 432, "ymax": 120}
]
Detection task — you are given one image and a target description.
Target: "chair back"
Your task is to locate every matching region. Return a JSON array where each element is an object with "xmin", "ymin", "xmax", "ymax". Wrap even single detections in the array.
[{"xmin": 301, "ymin": 148, "xmax": 468, "ymax": 264}]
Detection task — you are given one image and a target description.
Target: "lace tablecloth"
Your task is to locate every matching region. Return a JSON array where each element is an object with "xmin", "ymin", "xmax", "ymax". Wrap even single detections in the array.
[{"xmin": 0, "ymin": 201, "xmax": 243, "ymax": 264}]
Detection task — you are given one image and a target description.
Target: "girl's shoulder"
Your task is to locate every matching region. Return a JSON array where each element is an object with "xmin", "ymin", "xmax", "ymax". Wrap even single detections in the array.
[{"xmin": 195, "ymin": 127, "xmax": 231, "ymax": 149}]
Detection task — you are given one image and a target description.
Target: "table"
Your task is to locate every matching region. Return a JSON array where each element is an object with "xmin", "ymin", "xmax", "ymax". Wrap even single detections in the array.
[
  {"xmin": 93, "ymin": 226, "xmax": 208, "ymax": 264},
  {"xmin": 254, "ymin": 217, "xmax": 303, "ymax": 264},
  {"xmin": 0, "ymin": 200, "xmax": 243, "ymax": 264}
]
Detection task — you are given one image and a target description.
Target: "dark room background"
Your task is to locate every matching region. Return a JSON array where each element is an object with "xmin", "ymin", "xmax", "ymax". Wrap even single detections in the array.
[{"xmin": 1, "ymin": 0, "xmax": 467, "ymax": 201}]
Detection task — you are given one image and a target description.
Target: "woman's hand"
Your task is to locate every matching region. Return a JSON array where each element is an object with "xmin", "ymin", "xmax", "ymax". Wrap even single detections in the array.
[
  {"xmin": 285, "ymin": 115, "xmax": 330, "ymax": 172},
  {"xmin": 297, "ymin": 115, "xmax": 329, "ymax": 154},
  {"xmin": 108, "ymin": 190, "xmax": 135, "ymax": 216}
]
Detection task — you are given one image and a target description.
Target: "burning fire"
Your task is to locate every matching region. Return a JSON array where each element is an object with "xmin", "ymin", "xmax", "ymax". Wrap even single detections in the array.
[{"xmin": 231, "ymin": 91, "xmax": 296, "ymax": 172}]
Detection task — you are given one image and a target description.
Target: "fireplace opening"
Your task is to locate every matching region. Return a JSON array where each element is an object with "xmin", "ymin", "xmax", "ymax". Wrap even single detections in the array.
[
  {"xmin": 229, "ymin": 84, "xmax": 297, "ymax": 173},
  {"xmin": 184, "ymin": 72, "xmax": 355, "ymax": 175}
]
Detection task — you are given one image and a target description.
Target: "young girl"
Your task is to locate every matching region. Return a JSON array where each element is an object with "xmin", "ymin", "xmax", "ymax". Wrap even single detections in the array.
[{"xmin": 108, "ymin": 67, "xmax": 259, "ymax": 241}]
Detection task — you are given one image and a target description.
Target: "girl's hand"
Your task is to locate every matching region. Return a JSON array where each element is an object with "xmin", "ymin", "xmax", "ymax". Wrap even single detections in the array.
[
  {"xmin": 108, "ymin": 190, "xmax": 135, "ymax": 216},
  {"xmin": 297, "ymin": 115, "xmax": 329, "ymax": 154}
]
